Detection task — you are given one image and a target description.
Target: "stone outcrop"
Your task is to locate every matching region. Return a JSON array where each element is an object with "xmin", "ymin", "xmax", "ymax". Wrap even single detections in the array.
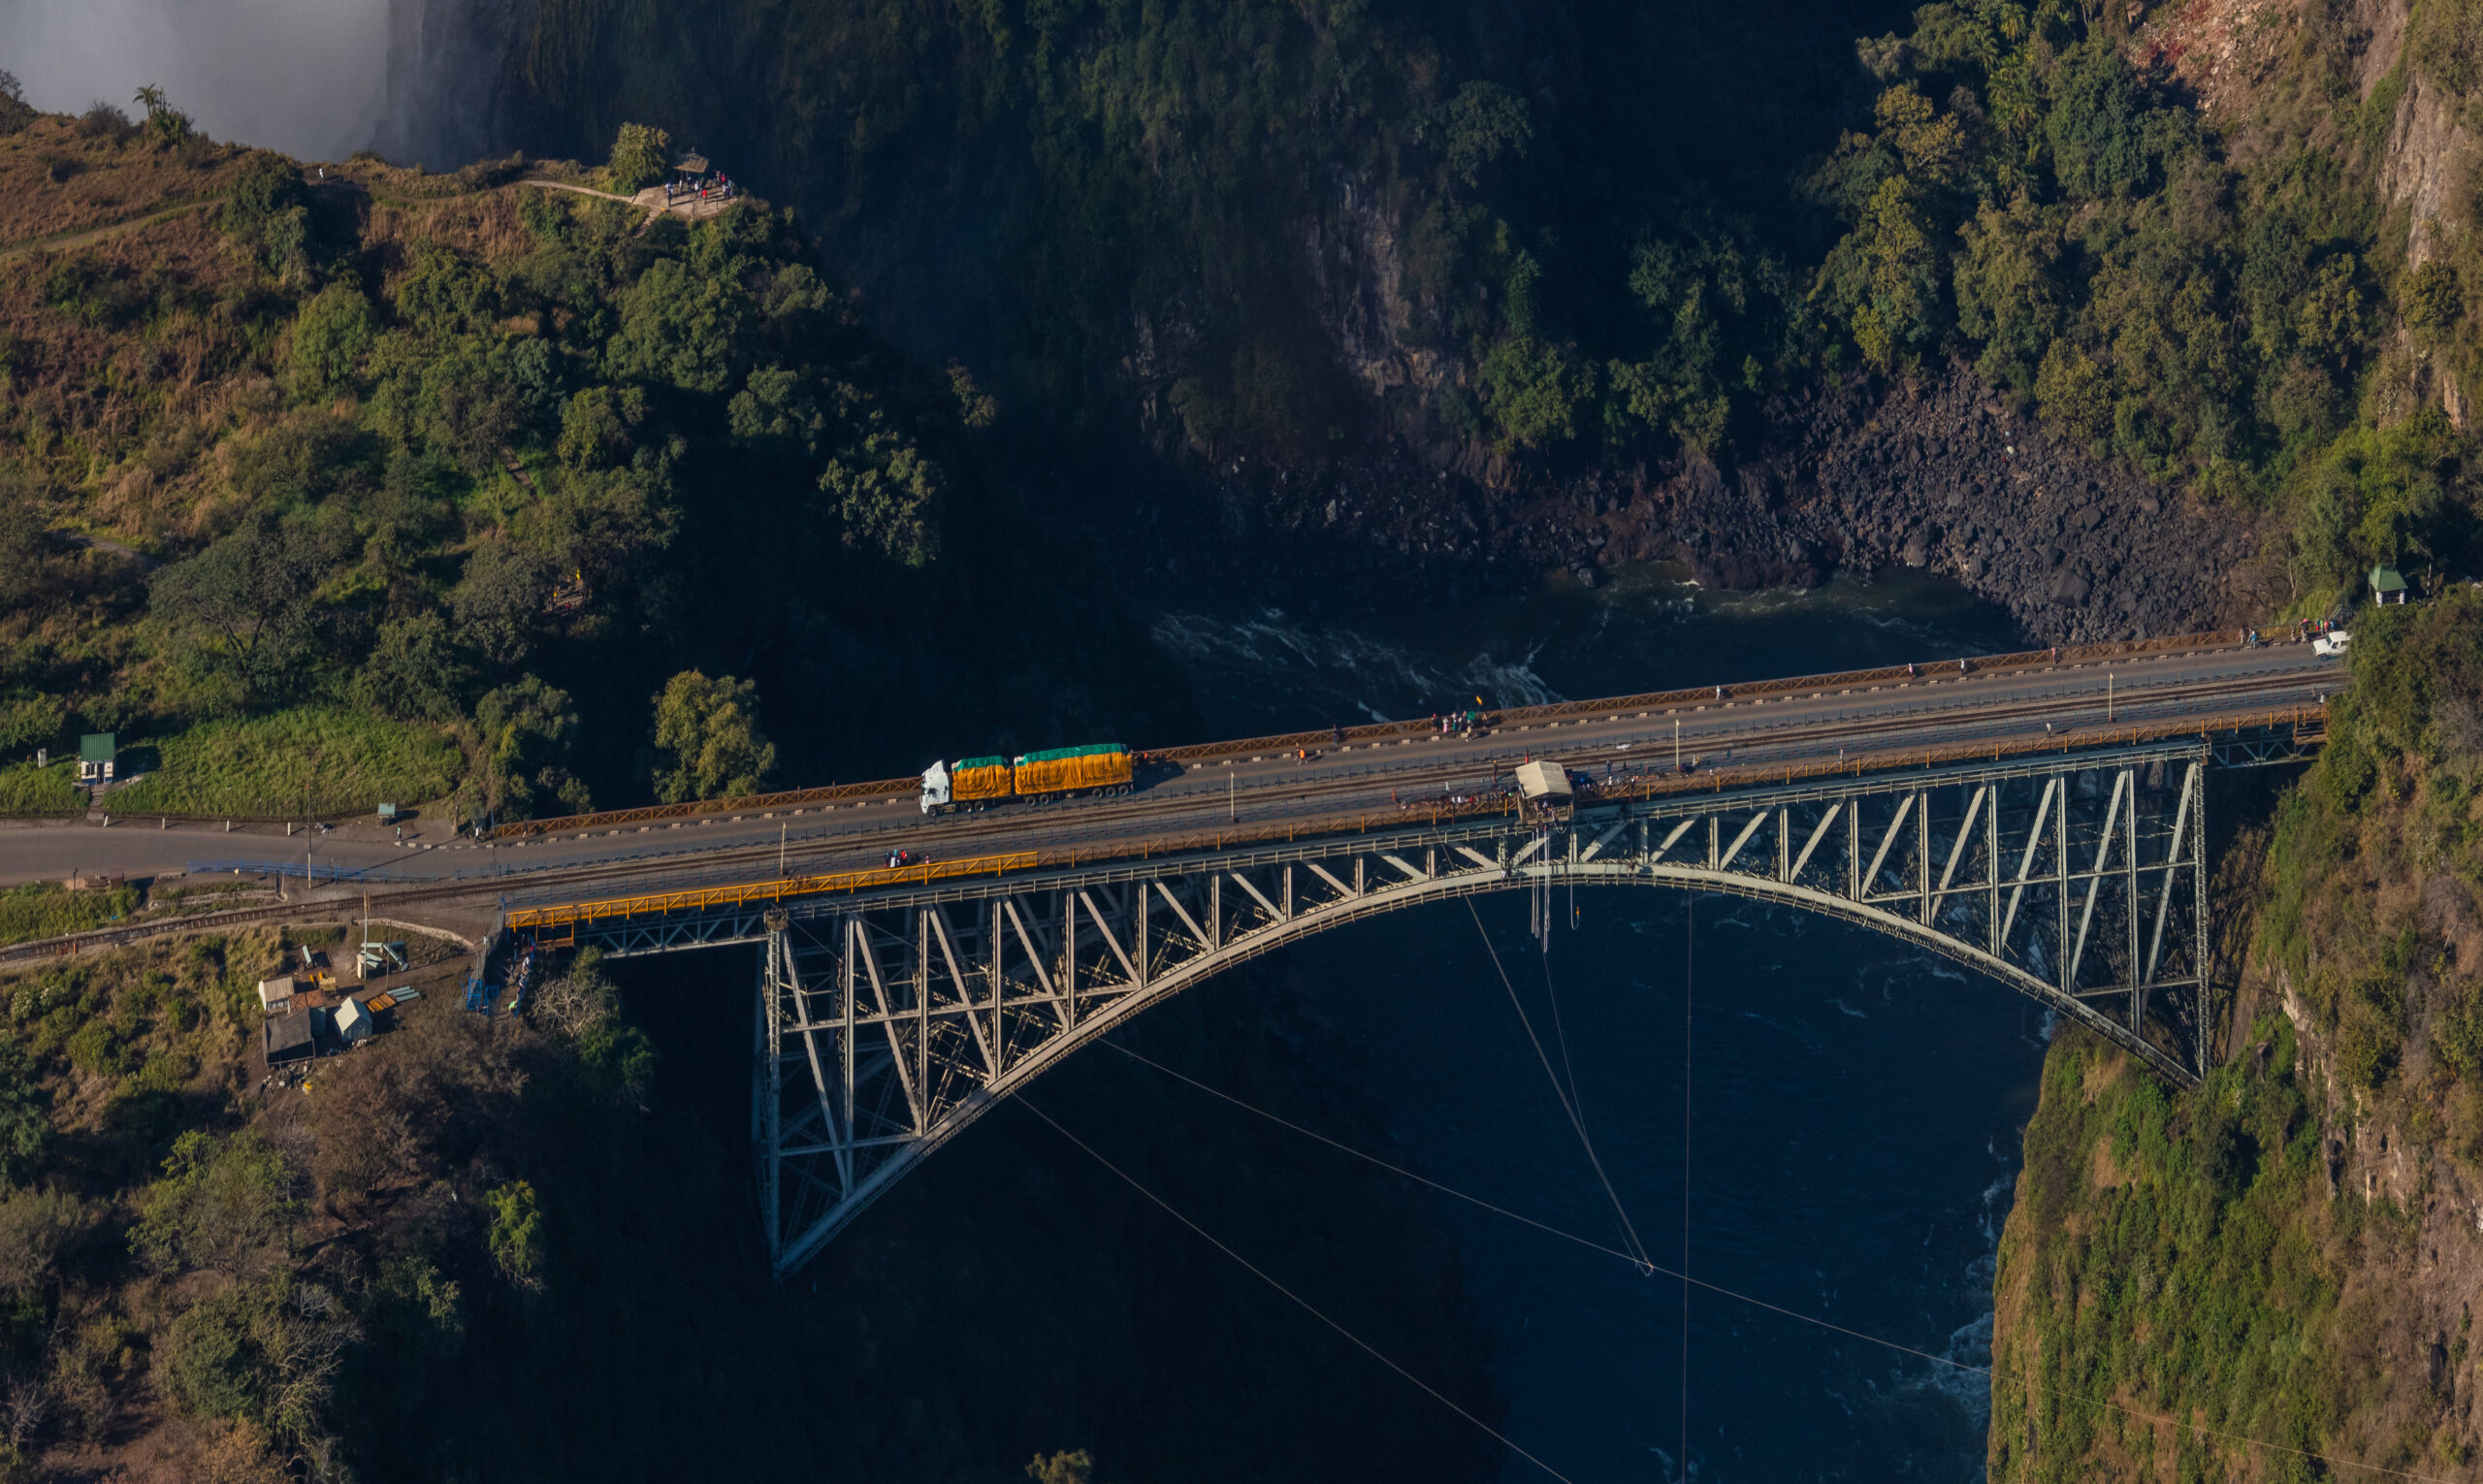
[{"xmin": 1145, "ymin": 361, "xmax": 2271, "ymax": 646}]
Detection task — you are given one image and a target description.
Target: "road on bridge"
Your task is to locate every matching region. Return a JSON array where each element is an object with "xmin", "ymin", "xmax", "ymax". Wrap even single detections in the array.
[{"xmin": 0, "ymin": 634, "xmax": 2340, "ymax": 946}]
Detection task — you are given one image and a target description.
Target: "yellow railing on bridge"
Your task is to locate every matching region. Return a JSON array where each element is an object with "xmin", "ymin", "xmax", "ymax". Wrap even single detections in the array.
[{"xmin": 502, "ymin": 702, "xmax": 2324, "ymax": 936}]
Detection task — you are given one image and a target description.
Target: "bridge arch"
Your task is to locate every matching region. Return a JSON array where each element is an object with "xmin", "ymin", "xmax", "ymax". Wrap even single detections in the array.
[{"xmin": 729, "ymin": 743, "xmax": 2210, "ymax": 1275}]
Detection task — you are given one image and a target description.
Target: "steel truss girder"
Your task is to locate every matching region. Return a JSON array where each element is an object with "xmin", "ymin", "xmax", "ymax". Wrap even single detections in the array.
[{"xmin": 741, "ymin": 741, "xmax": 2214, "ymax": 1276}]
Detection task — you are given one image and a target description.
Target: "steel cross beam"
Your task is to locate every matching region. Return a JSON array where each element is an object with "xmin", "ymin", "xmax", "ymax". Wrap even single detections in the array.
[{"xmin": 722, "ymin": 739, "xmax": 2218, "ymax": 1275}]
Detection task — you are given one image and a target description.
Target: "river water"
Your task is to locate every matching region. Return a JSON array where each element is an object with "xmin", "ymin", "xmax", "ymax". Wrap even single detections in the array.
[{"xmin": 1145, "ymin": 565, "xmax": 2050, "ymax": 1482}]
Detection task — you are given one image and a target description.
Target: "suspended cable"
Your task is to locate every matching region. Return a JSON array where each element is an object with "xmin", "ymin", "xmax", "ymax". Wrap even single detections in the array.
[
  {"xmin": 1090, "ymin": 1042, "xmax": 2454, "ymax": 1484},
  {"xmin": 1539, "ymin": 905, "xmax": 1587, "ymax": 1122},
  {"xmin": 1680, "ymin": 891, "xmax": 1693, "ymax": 1479},
  {"xmin": 1097, "ymin": 1036, "xmax": 1643, "ymax": 1265},
  {"xmin": 1016, "ymin": 1094, "xmax": 1582, "ymax": 1484},
  {"xmin": 1467, "ymin": 898, "xmax": 1653, "ymax": 1272}
]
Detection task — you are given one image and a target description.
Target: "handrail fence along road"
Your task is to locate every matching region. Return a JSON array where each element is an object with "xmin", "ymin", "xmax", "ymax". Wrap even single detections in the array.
[
  {"xmin": 501, "ymin": 700, "xmax": 2325, "ymax": 936},
  {"xmin": 488, "ymin": 627, "xmax": 2274, "ymax": 840}
]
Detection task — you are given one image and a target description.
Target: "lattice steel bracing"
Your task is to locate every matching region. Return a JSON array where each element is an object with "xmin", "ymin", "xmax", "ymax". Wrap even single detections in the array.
[{"xmin": 711, "ymin": 741, "xmax": 2215, "ymax": 1275}]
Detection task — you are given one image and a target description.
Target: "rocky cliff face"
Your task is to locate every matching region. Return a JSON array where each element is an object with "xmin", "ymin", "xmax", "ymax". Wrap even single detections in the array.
[
  {"xmin": 371, "ymin": 0, "xmax": 537, "ymax": 171},
  {"xmin": 1148, "ymin": 362, "xmax": 2270, "ymax": 645},
  {"xmin": 2149, "ymin": 0, "xmax": 2473, "ymax": 424}
]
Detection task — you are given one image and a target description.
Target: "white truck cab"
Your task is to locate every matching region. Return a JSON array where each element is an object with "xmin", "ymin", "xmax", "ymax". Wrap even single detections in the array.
[
  {"xmin": 919, "ymin": 760, "xmax": 952, "ymax": 814},
  {"xmin": 2313, "ymin": 629, "xmax": 2351, "ymax": 658}
]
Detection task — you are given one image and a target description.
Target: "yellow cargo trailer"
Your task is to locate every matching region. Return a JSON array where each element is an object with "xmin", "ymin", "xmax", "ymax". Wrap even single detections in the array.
[
  {"xmin": 1012, "ymin": 743, "xmax": 1133, "ymax": 799},
  {"xmin": 951, "ymin": 757, "xmax": 1015, "ymax": 804},
  {"xmin": 919, "ymin": 755, "xmax": 1016, "ymax": 814}
]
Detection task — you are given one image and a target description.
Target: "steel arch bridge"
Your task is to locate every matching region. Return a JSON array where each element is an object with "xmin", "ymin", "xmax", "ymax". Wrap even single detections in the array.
[{"xmin": 534, "ymin": 736, "xmax": 2264, "ymax": 1277}]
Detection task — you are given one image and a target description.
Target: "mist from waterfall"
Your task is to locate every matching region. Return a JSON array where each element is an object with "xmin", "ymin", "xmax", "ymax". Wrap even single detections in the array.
[{"xmin": 0, "ymin": 0, "xmax": 522, "ymax": 167}]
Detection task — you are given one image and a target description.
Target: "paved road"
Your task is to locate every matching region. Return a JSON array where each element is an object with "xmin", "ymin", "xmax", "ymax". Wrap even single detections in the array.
[{"xmin": 0, "ymin": 637, "xmax": 2340, "ymax": 927}]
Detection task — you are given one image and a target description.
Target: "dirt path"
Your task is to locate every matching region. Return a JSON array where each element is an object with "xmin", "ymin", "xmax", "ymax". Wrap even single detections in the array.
[
  {"xmin": 0, "ymin": 173, "xmax": 727, "ymax": 263},
  {"xmin": 520, "ymin": 177, "xmax": 640, "ymax": 205},
  {"xmin": 67, "ymin": 533, "xmax": 157, "ymax": 568},
  {"xmin": 0, "ymin": 196, "xmax": 223, "ymax": 261},
  {"xmin": 520, "ymin": 177, "xmax": 739, "ymax": 231}
]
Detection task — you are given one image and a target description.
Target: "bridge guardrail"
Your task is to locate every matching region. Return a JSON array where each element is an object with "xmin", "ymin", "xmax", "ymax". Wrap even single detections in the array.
[
  {"xmin": 501, "ymin": 701, "xmax": 2324, "ymax": 935},
  {"xmin": 487, "ymin": 626, "xmax": 2277, "ymax": 842}
]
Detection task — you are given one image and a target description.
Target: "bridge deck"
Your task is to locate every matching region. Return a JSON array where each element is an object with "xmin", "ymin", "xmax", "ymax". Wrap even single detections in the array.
[{"xmin": 0, "ymin": 633, "xmax": 2337, "ymax": 958}]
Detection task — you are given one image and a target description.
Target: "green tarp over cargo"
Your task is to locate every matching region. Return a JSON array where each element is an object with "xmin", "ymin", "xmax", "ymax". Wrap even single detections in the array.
[{"xmin": 1014, "ymin": 743, "xmax": 1128, "ymax": 763}]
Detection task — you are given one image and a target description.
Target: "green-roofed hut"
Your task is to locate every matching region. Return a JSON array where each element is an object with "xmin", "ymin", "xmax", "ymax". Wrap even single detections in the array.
[
  {"xmin": 2370, "ymin": 565, "xmax": 2409, "ymax": 605},
  {"xmin": 77, "ymin": 732, "xmax": 114, "ymax": 783}
]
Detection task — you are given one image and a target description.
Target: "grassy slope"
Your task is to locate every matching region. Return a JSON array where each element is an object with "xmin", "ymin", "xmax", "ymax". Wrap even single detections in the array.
[
  {"xmin": 105, "ymin": 708, "xmax": 462, "ymax": 816},
  {"xmin": 0, "ymin": 115, "xmax": 261, "ymax": 250},
  {"xmin": 0, "ymin": 111, "xmax": 1192, "ymax": 817},
  {"xmin": 0, "ymin": 762, "xmax": 81, "ymax": 816},
  {"xmin": 0, "ymin": 884, "xmax": 140, "ymax": 946}
]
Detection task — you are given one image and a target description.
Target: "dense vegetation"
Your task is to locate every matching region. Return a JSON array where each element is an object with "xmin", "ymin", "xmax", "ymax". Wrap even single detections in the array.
[
  {"xmin": 0, "ymin": 103, "xmax": 1185, "ymax": 823},
  {"xmin": 1990, "ymin": 593, "xmax": 2483, "ymax": 1479},
  {"xmin": 0, "ymin": 933, "xmax": 1498, "ymax": 1482},
  {"xmin": 501, "ymin": 0, "xmax": 1918, "ymax": 461},
  {"xmin": 495, "ymin": 0, "xmax": 2471, "ymax": 602}
]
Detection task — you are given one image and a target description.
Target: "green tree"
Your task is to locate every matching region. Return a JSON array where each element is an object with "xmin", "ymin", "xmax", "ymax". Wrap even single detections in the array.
[
  {"xmin": 822, "ymin": 426, "xmax": 944, "ymax": 566},
  {"xmin": 651, "ymin": 670, "xmax": 776, "ymax": 803},
  {"xmin": 1953, "ymin": 193, "xmax": 2066, "ymax": 395},
  {"xmin": 158, "ymin": 1275, "xmax": 354, "ymax": 1454},
  {"xmin": 390, "ymin": 245, "xmax": 500, "ymax": 338},
  {"xmin": 128, "ymin": 1130, "xmax": 303, "ymax": 1277},
  {"xmin": 2402, "ymin": 260, "xmax": 2462, "ymax": 343},
  {"xmin": 149, "ymin": 516, "xmax": 333, "ymax": 705},
  {"xmin": 604, "ymin": 121, "xmax": 672, "ymax": 193},
  {"xmin": 1438, "ymin": 82, "xmax": 1530, "ymax": 185},
  {"xmin": 1026, "ymin": 1451, "xmax": 1094, "ymax": 1484},
  {"xmin": 355, "ymin": 613, "xmax": 470, "ymax": 723},
  {"xmin": 221, "ymin": 152, "xmax": 308, "ymax": 278},
  {"xmin": 558, "ymin": 385, "xmax": 648, "ymax": 469},
  {"xmin": 476, "ymin": 676, "xmax": 590, "ymax": 820},
  {"xmin": 2035, "ymin": 340, "xmax": 2112, "ymax": 446},
  {"xmin": 132, "ymin": 84, "xmax": 194, "ymax": 148},
  {"xmin": 448, "ymin": 541, "xmax": 558, "ymax": 667},
  {"xmin": 287, "ymin": 284, "xmax": 377, "ymax": 400},
  {"xmin": 485, "ymin": 1180, "xmax": 544, "ymax": 1288},
  {"xmin": 605, "ymin": 257, "xmax": 753, "ymax": 395}
]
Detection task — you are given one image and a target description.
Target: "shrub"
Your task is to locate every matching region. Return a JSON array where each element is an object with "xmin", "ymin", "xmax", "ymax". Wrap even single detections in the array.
[
  {"xmin": 161, "ymin": 1283, "xmax": 266, "ymax": 1421},
  {"xmin": 77, "ymin": 102, "xmax": 133, "ymax": 141},
  {"xmin": 0, "ymin": 1044, "xmax": 50, "ymax": 1186},
  {"xmin": 286, "ymin": 284, "xmax": 377, "ymax": 399},
  {"xmin": 128, "ymin": 1130, "xmax": 303, "ymax": 1277},
  {"xmin": 221, "ymin": 152, "xmax": 309, "ymax": 277},
  {"xmin": 485, "ymin": 1180, "xmax": 543, "ymax": 1288},
  {"xmin": 0, "ymin": 1188, "xmax": 79, "ymax": 1296}
]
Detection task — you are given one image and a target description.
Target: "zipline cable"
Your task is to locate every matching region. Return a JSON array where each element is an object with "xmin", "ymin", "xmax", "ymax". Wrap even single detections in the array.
[
  {"xmin": 1681, "ymin": 891, "xmax": 1693, "ymax": 1479},
  {"xmin": 1098, "ymin": 1038, "xmax": 2457, "ymax": 1484},
  {"xmin": 1467, "ymin": 898, "xmax": 1653, "ymax": 1272},
  {"xmin": 1016, "ymin": 1093, "xmax": 1582, "ymax": 1484},
  {"xmin": 1540, "ymin": 903, "xmax": 1588, "ymax": 1124},
  {"xmin": 1098, "ymin": 1036, "xmax": 1642, "ymax": 1264}
]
